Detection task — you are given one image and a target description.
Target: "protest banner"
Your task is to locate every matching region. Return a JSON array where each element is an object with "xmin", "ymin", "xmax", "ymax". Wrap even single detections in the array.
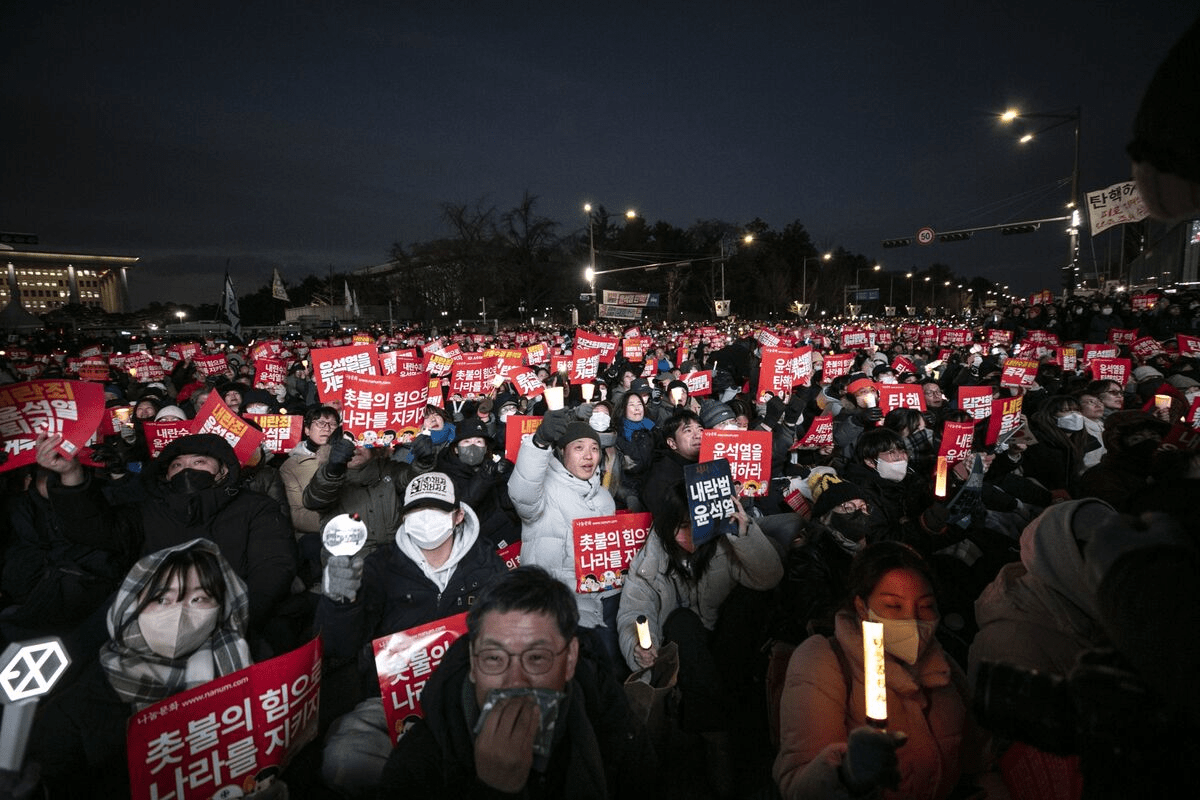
[
  {"xmin": 756, "ymin": 346, "xmax": 803, "ymax": 402},
  {"xmin": 1178, "ymin": 334, "xmax": 1200, "ymax": 357},
  {"xmin": 523, "ymin": 342, "xmax": 549, "ymax": 367},
  {"xmin": 938, "ymin": 329, "xmax": 973, "ymax": 347},
  {"xmin": 569, "ymin": 348, "xmax": 602, "ymax": 383},
  {"xmin": 1089, "ymin": 357, "xmax": 1131, "ymax": 385},
  {"xmin": 373, "ymin": 613, "xmax": 469, "ymax": 746},
  {"xmin": 572, "ymin": 512, "xmax": 652, "ymax": 592},
  {"xmin": 986, "ymin": 329, "xmax": 1013, "ymax": 348},
  {"xmin": 574, "ymin": 330, "xmax": 619, "ymax": 364},
  {"xmin": 193, "ymin": 353, "xmax": 230, "ymax": 378},
  {"xmin": 985, "ymin": 395, "xmax": 1024, "ymax": 445},
  {"xmin": 683, "ymin": 459, "xmax": 739, "ymax": 548},
  {"xmin": 821, "ymin": 353, "xmax": 855, "ymax": 382},
  {"xmin": 1107, "ymin": 328, "xmax": 1137, "ymax": 347},
  {"xmin": 891, "ymin": 355, "xmax": 916, "ymax": 375},
  {"xmin": 1188, "ymin": 397, "xmax": 1200, "ymax": 429},
  {"xmin": 879, "ymin": 384, "xmax": 926, "ymax": 415},
  {"xmin": 126, "ymin": 637, "xmax": 322, "ymax": 800},
  {"xmin": 311, "ymin": 344, "xmax": 378, "ymax": 403},
  {"xmin": 448, "ymin": 355, "xmax": 497, "ymax": 398},
  {"xmin": 250, "ymin": 340, "xmax": 285, "ymax": 361},
  {"xmin": 939, "ymin": 420, "xmax": 976, "ymax": 465},
  {"xmin": 504, "ymin": 367, "xmax": 546, "ymax": 399},
  {"xmin": 167, "ymin": 342, "xmax": 202, "ymax": 362},
  {"xmin": 342, "ymin": 373, "xmax": 429, "ymax": 444},
  {"xmin": 0, "ymin": 380, "xmax": 107, "ymax": 470},
  {"xmin": 839, "ymin": 329, "xmax": 869, "ymax": 350},
  {"xmin": 793, "ymin": 415, "xmax": 834, "ymax": 449},
  {"xmin": 191, "ymin": 393, "xmax": 266, "ymax": 465},
  {"xmin": 957, "ymin": 385, "xmax": 994, "ymax": 421},
  {"xmin": 683, "ymin": 370, "xmax": 713, "ymax": 397},
  {"xmin": 504, "ymin": 415, "xmax": 542, "ymax": 463},
  {"xmin": 144, "ymin": 419, "xmax": 197, "ymax": 459},
  {"xmin": 1130, "ymin": 336, "xmax": 1165, "ymax": 360},
  {"xmin": 245, "ymin": 414, "xmax": 304, "ymax": 455},
  {"xmin": 755, "ymin": 328, "xmax": 781, "ymax": 347},
  {"xmin": 699, "ymin": 429, "xmax": 772, "ymax": 497},
  {"xmin": 253, "ymin": 358, "xmax": 288, "ymax": 388},
  {"xmin": 1081, "ymin": 344, "xmax": 1119, "ymax": 366},
  {"xmin": 622, "ymin": 336, "xmax": 645, "ymax": 362},
  {"xmin": 1054, "ymin": 346, "xmax": 1078, "ymax": 373},
  {"xmin": 77, "ymin": 356, "xmax": 111, "ymax": 382},
  {"xmin": 1131, "ymin": 294, "xmax": 1158, "ymax": 312},
  {"xmin": 1000, "ymin": 357, "xmax": 1040, "ymax": 390},
  {"xmin": 1085, "ymin": 180, "xmax": 1149, "ymax": 234},
  {"xmin": 497, "ymin": 541, "xmax": 521, "ymax": 571}
]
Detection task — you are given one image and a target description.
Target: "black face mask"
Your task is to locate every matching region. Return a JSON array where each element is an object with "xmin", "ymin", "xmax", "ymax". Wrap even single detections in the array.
[
  {"xmin": 169, "ymin": 468, "xmax": 217, "ymax": 494},
  {"xmin": 830, "ymin": 509, "xmax": 888, "ymax": 543}
]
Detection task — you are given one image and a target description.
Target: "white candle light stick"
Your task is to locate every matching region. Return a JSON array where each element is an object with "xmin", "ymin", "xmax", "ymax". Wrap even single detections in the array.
[
  {"xmin": 543, "ymin": 386, "xmax": 564, "ymax": 411},
  {"xmin": 862, "ymin": 620, "xmax": 887, "ymax": 727},
  {"xmin": 635, "ymin": 615, "xmax": 653, "ymax": 650}
]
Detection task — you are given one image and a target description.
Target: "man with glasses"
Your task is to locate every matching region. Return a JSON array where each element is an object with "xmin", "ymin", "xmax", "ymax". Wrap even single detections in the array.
[
  {"xmin": 379, "ymin": 565, "xmax": 654, "ymax": 796},
  {"xmin": 279, "ymin": 405, "xmax": 341, "ymax": 539}
]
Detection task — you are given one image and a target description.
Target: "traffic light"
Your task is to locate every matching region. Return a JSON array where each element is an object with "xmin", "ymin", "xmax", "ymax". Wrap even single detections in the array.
[
  {"xmin": 881, "ymin": 238, "xmax": 912, "ymax": 248},
  {"xmin": 937, "ymin": 232, "xmax": 972, "ymax": 242},
  {"xmin": 1000, "ymin": 224, "xmax": 1040, "ymax": 235}
]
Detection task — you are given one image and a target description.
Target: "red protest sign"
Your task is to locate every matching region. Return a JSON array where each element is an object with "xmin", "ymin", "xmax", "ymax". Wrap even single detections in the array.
[
  {"xmin": 1107, "ymin": 328, "xmax": 1137, "ymax": 347},
  {"xmin": 757, "ymin": 346, "xmax": 807, "ymax": 402},
  {"xmin": 497, "ymin": 541, "xmax": 522, "ymax": 571},
  {"xmin": 879, "ymin": 384, "xmax": 926, "ymax": 414},
  {"xmin": 448, "ymin": 356, "xmax": 496, "ymax": 398},
  {"xmin": 1132, "ymin": 294, "xmax": 1158, "ymax": 312},
  {"xmin": 1054, "ymin": 347, "xmax": 1078, "ymax": 372},
  {"xmin": 572, "ymin": 512, "xmax": 652, "ymax": 592},
  {"xmin": 839, "ymin": 329, "xmax": 869, "ymax": 350},
  {"xmin": 343, "ymin": 373, "xmax": 429, "ymax": 443},
  {"xmin": 699, "ymin": 429, "xmax": 772, "ymax": 497},
  {"xmin": 373, "ymin": 613, "xmax": 468, "ymax": 746},
  {"xmin": 191, "ymin": 392, "xmax": 266, "ymax": 465},
  {"xmin": 986, "ymin": 329, "xmax": 1013, "ymax": 348},
  {"xmin": 569, "ymin": 348, "xmax": 602, "ymax": 383},
  {"xmin": 821, "ymin": 353, "xmax": 855, "ymax": 382},
  {"xmin": 1081, "ymin": 344, "xmax": 1119, "ymax": 366},
  {"xmin": 986, "ymin": 395, "xmax": 1024, "ymax": 445},
  {"xmin": 938, "ymin": 329, "xmax": 972, "ymax": 347},
  {"xmin": 192, "ymin": 353, "xmax": 230, "ymax": 378},
  {"xmin": 755, "ymin": 328, "xmax": 781, "ymax": 347},
  {"xmin": 1000, "ymin": 357, "xmax": 1040, "ymax": 390},
  {"xmin": 506, "ymin": 367, "xmax": 546, "ymax": 399},
  {"xmin": 504, "ymin": 415, "xmax": 542, "ymax": 463},
  {"xmin": 683, "ymin": 370, "xmax": 713, "ymax": 397},
  {"xmin": 1187, "ymin": 396, "xmax": 1200, "ymax": 429},
  {"xmin": 1162, "ymin": 423, "xmax": 1200, "ymax": 452},
  {"xmin": 0, "ymin": 380, "xmax": 107, "ymax": 471},
  {"xmin": 1089, "ymin": 357, "xmax": 1131, "ymax": 385},
  {"xmin": 957, "ymin": 385, "xmax": 994, "ymax": 421},
  {"xmin": 126, "ymin": 637, "xmax": 322, "ymax": 800},
  {"xmin": 144, "ymin": 420, "xmax": 196, "ymax": 459},
  {"xmin": 1130, "ymin": 337, "xmax": 1165, "ymax": 360},
  {"xmin": 574, "ymin": 330, "xmax": 619, "ymax": 364},
  {"xmin": 77, "ymin": 356, "xmax": 111, "ymax": 382},
  {"xmin": 793, "ymin": 415, "xmax": 834, "ymax": 449},
  {"xmin": 523, "ymin": 343, "xmax": 549, "ymax": 366},
  {"xmin": 246, "ymin": 413, "xmax": 304, "ymax": 454},
  {"xmin": 938, "ymin": 419, "xmax": 976, "ymax": 465},
  {"xmin": 1178, "ymin": 334, "xmax": 1200, "ymax": 357},
  {"xmin": 891, "ymin": 355, "xmax": 916, "ymax": 375},
  {"xmin": 253, "ymin": 358, "xmax": 288, "ymax": 388},
  {"xmin": 622, "ymin": 337, "xmax": 645, "ymax": 362},
  {"xmin": 311, "ymin": 344, "xmax": 378, "ymax": 403}
]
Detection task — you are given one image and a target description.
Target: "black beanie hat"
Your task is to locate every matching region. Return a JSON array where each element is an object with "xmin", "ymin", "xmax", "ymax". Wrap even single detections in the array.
[{"xmin": 557, "ymin": 421, "xmax": 602, "ymax": 449}]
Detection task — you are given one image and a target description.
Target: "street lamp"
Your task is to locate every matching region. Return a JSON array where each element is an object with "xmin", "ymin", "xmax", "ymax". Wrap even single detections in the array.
[
  {"xmin": 1001, "ymin": 106, "xmax": 1082, "ymax": 295},
  {"xmin": 906, "ymin": 272, "xmax": 914, "ymax": 311},
  {"xmin": 175, "ymin": 310, "xmax": 185, "ymax": 325},
  {"xmin": 583, "ymin": 203, "xmax": 637, "ymax": 319},
  {"xmin": 924, "ymin": 275, "xmax": 933, "ymax": 309},
  {"xmin": 801, "ymin": 252, "xmax": 832, "ymax": 307}
]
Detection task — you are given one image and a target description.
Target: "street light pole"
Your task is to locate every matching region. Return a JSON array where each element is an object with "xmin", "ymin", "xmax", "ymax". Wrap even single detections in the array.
[{"xmin": 801, "ymin": 252, "xmax": 832, "ymax": 307}]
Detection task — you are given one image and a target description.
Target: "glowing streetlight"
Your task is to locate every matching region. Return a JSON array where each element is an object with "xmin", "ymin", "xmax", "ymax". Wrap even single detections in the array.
[{"xmin": 800, "ymin": 251, "xmax": 832, "ymax": 307}]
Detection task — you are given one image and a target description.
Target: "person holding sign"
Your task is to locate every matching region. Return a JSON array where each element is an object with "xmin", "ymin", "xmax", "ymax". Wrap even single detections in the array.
[
  {"xmin": 27, "ymin": 539, "xmax": 254, "ymax": 797},
  {"xmin": 774, "ymin": 542, "xmax": 988, "ymax": 800},
  {"xmin": 617, "ymin": 481, "xmax": 782, "ymax": 794}
]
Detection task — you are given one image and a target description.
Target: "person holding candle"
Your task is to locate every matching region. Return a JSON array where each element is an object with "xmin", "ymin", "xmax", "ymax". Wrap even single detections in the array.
[{"xmin": 774, "ymin": 542, "xmax": 989, "ymax": 800}]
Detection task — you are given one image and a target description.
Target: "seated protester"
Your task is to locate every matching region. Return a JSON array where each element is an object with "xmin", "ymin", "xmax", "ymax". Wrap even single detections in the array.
[
  {"xmin": 774, "ymin": 542, "xmax": 990, "ymax": 800},
  {"xmin": 920, "ymin": 378, "xmax": 951, "ymax": 430},
  {"xmin": 378, "ymin": 565, "xmax": 655, "ymax": 797},
  {"xmin": 1076, "ymin": 391, "xmax": 1108, "ymax": 470},
  {"xmin": 304, "ymin": 432, "xmax": 418, "ymax": 557},
  {"xmin": 393, "ymin": 404, "xmax": 454, "ymax": 469},
  {"xmin": 236, "ymin": 421, "xmax": 291, "ymax": 524},
  {"xmin": 1130, "ymin": 364, "xmax": 1167, "ymax": 406},
  {"xmin": 27, "ymin": 540, "xmax": 254, "ymax": 798},
  {"xmin": 1077, "ymin": 410, "xmax": 1171, "ymax": 512},
  {"xmin": 618, "ymin": 483, "xmax": 783, "ymax": 792},
  {"xmin": 1023, "ymin": 395, "xmax": 1094, "ymax": 500},
  {"xmin": 612, "ymin": 389, "xmax": 657, "ymax": 512},
  {"xmin": 0, "ymin": 464, "xmax": 134, "ymax": 644},
  {"xmin": 841, "ymin": 428, "xmax": 936, "ymax": 547},
  {"xmin": 279, "ymin": 405, "xmax": 341, "ymax": 540},
  {"xmin": 35, "ymin": 431, "xmax": 297, "ymax": 651},
  {"xmin": 832, "ymin": 377, "xmax": 884, "ymax": 468},
  {"xmin": 640, "ymin": 409, "xmax": 704, "ymax": 522},
  {"xmin": 435, "ymin": 417, "xmax": 519, "ymax": 548},
  {"xmin": 1085, "ymin": 378, "xmax": 1127, "ymax": 419},
  {"xmin": 884, "ymin": 407, "xmax": 935, "ymax": 479},
  {"xmin": 316, "ymin": 472, "xmax": 506, "ymax": 798}
]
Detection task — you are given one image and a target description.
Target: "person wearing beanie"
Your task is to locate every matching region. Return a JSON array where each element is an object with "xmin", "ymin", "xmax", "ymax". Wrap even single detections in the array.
[
  {"xmin": 508, "ymin": 405, "xmax": 620, "ymax": 668},
  {"xmin": 434, "ymin": 416, "xmax": 520, "ymax": 548},
  {"xmin": 154, "ymin": 404, "xmax": 188, "ymax": 422}
]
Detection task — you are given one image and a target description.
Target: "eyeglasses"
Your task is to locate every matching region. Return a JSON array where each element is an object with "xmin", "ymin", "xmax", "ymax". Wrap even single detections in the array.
[
  {"xmin": 309, "ymin": 420, "xmax": 337, "ymax": 431},
  {"xmin": 471, "ymin": 642, "xmax": 569, "ymax": 675}
]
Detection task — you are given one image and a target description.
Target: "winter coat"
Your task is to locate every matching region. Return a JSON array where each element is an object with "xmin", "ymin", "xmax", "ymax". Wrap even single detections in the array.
[
  {"xmin": 509, "ymin": 438, "xmax": 616, "ymax": 628},
  {"xmin": 638, "ymin": 447, "xmax": 693, "ymax": 522},
  {"xmin": 617, "ymin": 521, "xmax": 782, "ymax": 671},
  {"xmin": 315, "ymin": 502, "xmax": 505, "ymax": 697},
  {"xmin": 775, "ymin": 611, "xmax": 983, "ymax": 800},
  {"xmin": 302, "ymin": 454, "xmax": 418, "ymax": 555},
  {"xmin": 279, "ymin": 441, "xmax": 326, "ymax": 535},
  {"xmin": 378, "ymin": 634, "xmax": 656, "ymax": 798},
  {"xmin": 435, "ymin": 446, "xmax": 520, "ymax": 548}
]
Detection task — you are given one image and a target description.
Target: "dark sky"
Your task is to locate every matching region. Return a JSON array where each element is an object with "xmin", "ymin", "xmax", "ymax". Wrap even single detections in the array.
[{"xmin": 1, "ymin": 1, "xmax": 1192, "ymax": 309}]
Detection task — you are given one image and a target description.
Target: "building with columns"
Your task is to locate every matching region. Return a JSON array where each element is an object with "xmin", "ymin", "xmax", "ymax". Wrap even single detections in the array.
[{"xmin": 0, "ymin": 245, "xmax": 137, "ymax": 313}]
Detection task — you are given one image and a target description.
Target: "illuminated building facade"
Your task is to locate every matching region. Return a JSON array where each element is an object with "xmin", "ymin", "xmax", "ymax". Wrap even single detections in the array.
[{"xmin": 0, "ymin": 248, "xmax": 137, "ymax": 313}]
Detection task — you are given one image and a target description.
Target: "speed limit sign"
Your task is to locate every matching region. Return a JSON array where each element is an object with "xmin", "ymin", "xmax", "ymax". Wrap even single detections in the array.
[{"xmin": 917, "ymin": 227, "xmax": 935, "ymax": 245}]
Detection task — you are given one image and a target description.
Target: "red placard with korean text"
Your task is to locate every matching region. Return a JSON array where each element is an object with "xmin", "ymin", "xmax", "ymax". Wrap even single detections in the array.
[
  {"xmin": 506, "ymin": 367, "xmax": 547, "ymax": 399},
  {"xmin": 879, "ymin": 384, "xmax": 926, "ymax": 414},
  {"xmin": 1000, "ymin": 358, "xmax": 1040, "ymax": 390},
  {"xmin": 1089, "ymin": 358, "xmax": 1131, "ymax": 385},
  {"xmin": 891, "ymin": 355, "xmax": 916, "ymax": 375},
  {"xmin": 986, "ymin": 329, "xmax": 1013, "ymax": 348},
  {"xmin": 504, "ymin": 415, "xmax": 542, "ymax": 463},
  {"xmin": 793, "ymin": 415, "xmax": 834, "ymax": 449},
  {"xmin": 343, "ymin": 373, "xmax": 429, "ymax": 443},
  {"xmin": 569, "ymin": 348, "xmax": 602, "ymax": 383},
  {"xmin": 523, "ymin": 343, "xmax": 549, "ymax": 367},
  {"xmin": 683, "ymin": 370, "xmax": 713, "ymax": 397},
  {"xmin": 1178, "ymin": 334, "xmax": 1200, "ymax": 357},
  {"xmin": 574, "ymin": 330, "xmax": 619, "ymax": 364},
  {"xmin": 0, "ymin": 380, "xmax": 106, "ymax": 471},
  {"xmin": 572, "ymin": 512, "xmax": 652, "ymax": 592},
  {"xmin": 839, "ymin": 329, "xmax": 869, "ymax": 350},
  {"xmin": 191, "ymin": 393, "xmax": 266, "ymax": 465},
  {"xmin": 144, "ymin": 420, "xmax": 197, "ymax": 459},
  {"xmin": 253, "ymin": 358, "xmax": 288, "ymax": 388},
  {"xmin": 757, "ymin": 346, "xmax": 805, "ymax": 402},
  {"xmin": 193, "ymin": 353, "xmax": 230, "ymax": 378},
  {"xmin": 938, "ymin": 329, "xmax": 972, "ymax": 347},
  {"xmin": 1131, "ymin": 294, "xmax": 1158, "ymax": 312},
  {"xmin": 1187, "ymin": 397, "xmax": 1200, "ymax": 429},
  {"xmin": 126, "ymin": 637, "xmax": 322, "ymax": 800},
  {"xmin": 938, "ymin": 420, "xmax": 976, "ymax": 465},
  {"xmin": 821, "ymin": 353, "xmax": 855, "ymax": 382},
  {"xmin": 957, "ymin": 385, "xmax": 994, "ymax": 421},
  {"xmin": 373, "ymin": 613, "xmax": 468, "ymax": 746},
  {"xmin": 1055, "ymin": 347, "xmax": 1078, "ymax": 373},
  {"xmin": 1107, "ymin": 328, "xmax": 1137, "ymax": 347},
  {"xmin": 622, "ymin": 337, "xmax": 644, "ymax": 362},
  {"xmin": 448, "ymin": 356, "xmax": 497, "ymax": 398},
  {"xmin": 311, "ymin": 344, "xmax": 379, "ymax": 403},
  {"xmin": 245, "ymin": 414, "xmax": 304, "ymax": 455},
  {"xmin": 1081, "ymin": 344, "xmax": 1119, "ymax": 365},
  {"xmin": 986, "ymin": 395, "xmax": 1024, "ymax": 445},
  {"xmin": 699, "ymin": 429, "xmax": 772, "ymax": 497}
]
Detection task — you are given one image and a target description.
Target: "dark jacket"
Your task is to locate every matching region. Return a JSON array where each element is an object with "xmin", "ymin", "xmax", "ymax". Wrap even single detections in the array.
[
  {"xmin": 436, "ymin": 447, "xmax": 519, "ymax": 548},
  {"xmin": 378, "ymin": 634, "xmax": 655, "ymax": 798},
  {"xmin": 640, "ymin": 447, "xmax": 694, "ymax": 521},
  {"xmin": 303, "ymin": 454, "xmax": 418, "ymax": 555}
]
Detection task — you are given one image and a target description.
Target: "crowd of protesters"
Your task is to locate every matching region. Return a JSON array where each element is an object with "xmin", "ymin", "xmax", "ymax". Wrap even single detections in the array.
[{"xmin": 0, "ymin": 287, "xmax": 1198, "ymax": 797}]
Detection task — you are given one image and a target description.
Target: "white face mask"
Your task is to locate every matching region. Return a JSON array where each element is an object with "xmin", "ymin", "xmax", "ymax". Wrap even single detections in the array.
[
  {"xmin": 138, "ymin": 604, "xmax": 220, "ymax": 660},
  {"xmin": 402, "ymin": 507, "xmax": 456, "ymax": 550},
  {"xmin": 1056, "ymin": 412, "xmax": 1085, "ymax": 431},
  {"xmin": 867, "ymin": 609, "xmax": 938, "ymax": 665},
  {"xmin": 589, "ymin": 413, "xmax": 610, "ymax": 432},
  {"xmin": 875, "ymin": 458, "xmax": 908, "ymax": 482}
]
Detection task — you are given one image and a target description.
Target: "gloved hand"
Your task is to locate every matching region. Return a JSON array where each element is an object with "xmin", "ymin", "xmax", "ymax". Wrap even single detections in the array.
[
  {"xmin": 323, "ymin": 554, "xmax": 364, "ymax": 603},
  {"xmin": 91, "ymin": 442, "xmax": 128, "ymax": 477},
  {"xmin": 839, "ymin": 726, "xmax": 907, "ymax": 794},
  {"xmin": 784, "ymin": 391, "xmax": 806, "ymax": 425},
  {"xmin": 575, "ymin": 402, "xmax": 594, "ymax": 420},
  {"xmin": 920, "ymin": 502, "xmax": 950, "ymax": 534},
  {"xmin": 533, "ymin": 408, "xmax": 573, "ymax": 447},
  {"xmin": 765, "ymin": 395, "xmax": 787, "ymax": 424},
  {"xmin": 651, "ymin": 385, "xmax": 663, "ymax": 403},
  {"xmin": 859, "ymin": 406, "xmax": 883, "ymax": 424},
  {"xmin": 326, "ymin": 435, "xmax": 357, "ymax": 477}
]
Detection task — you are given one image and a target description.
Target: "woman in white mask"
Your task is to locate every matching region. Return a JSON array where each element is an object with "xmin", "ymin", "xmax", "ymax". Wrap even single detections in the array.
[
  {"xmin": 775, "ymin": 542, "xmax": 990, "ymax": 800},
  {"xmin": 28, "ymin": 539, "xmax": 252, "ymax": 797},
  {"xmin": 1027, "ymin": 396, "xmax": 1094, "ymax": 496}
]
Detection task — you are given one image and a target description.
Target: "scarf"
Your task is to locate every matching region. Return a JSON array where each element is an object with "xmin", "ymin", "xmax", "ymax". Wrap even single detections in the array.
[
  {"xmin": 100, "ymin": 539, "xmax": 252, "ymax": 709},
  {"xmin": 621, "ymin": 417, "xmax": 654, "ymax": 440}
]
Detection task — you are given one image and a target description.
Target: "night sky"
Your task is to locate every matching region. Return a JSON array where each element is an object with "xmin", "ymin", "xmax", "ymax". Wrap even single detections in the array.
[{"xmin": 1, "ymin": 1, "xmax": 1192, "ymax": 309}]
